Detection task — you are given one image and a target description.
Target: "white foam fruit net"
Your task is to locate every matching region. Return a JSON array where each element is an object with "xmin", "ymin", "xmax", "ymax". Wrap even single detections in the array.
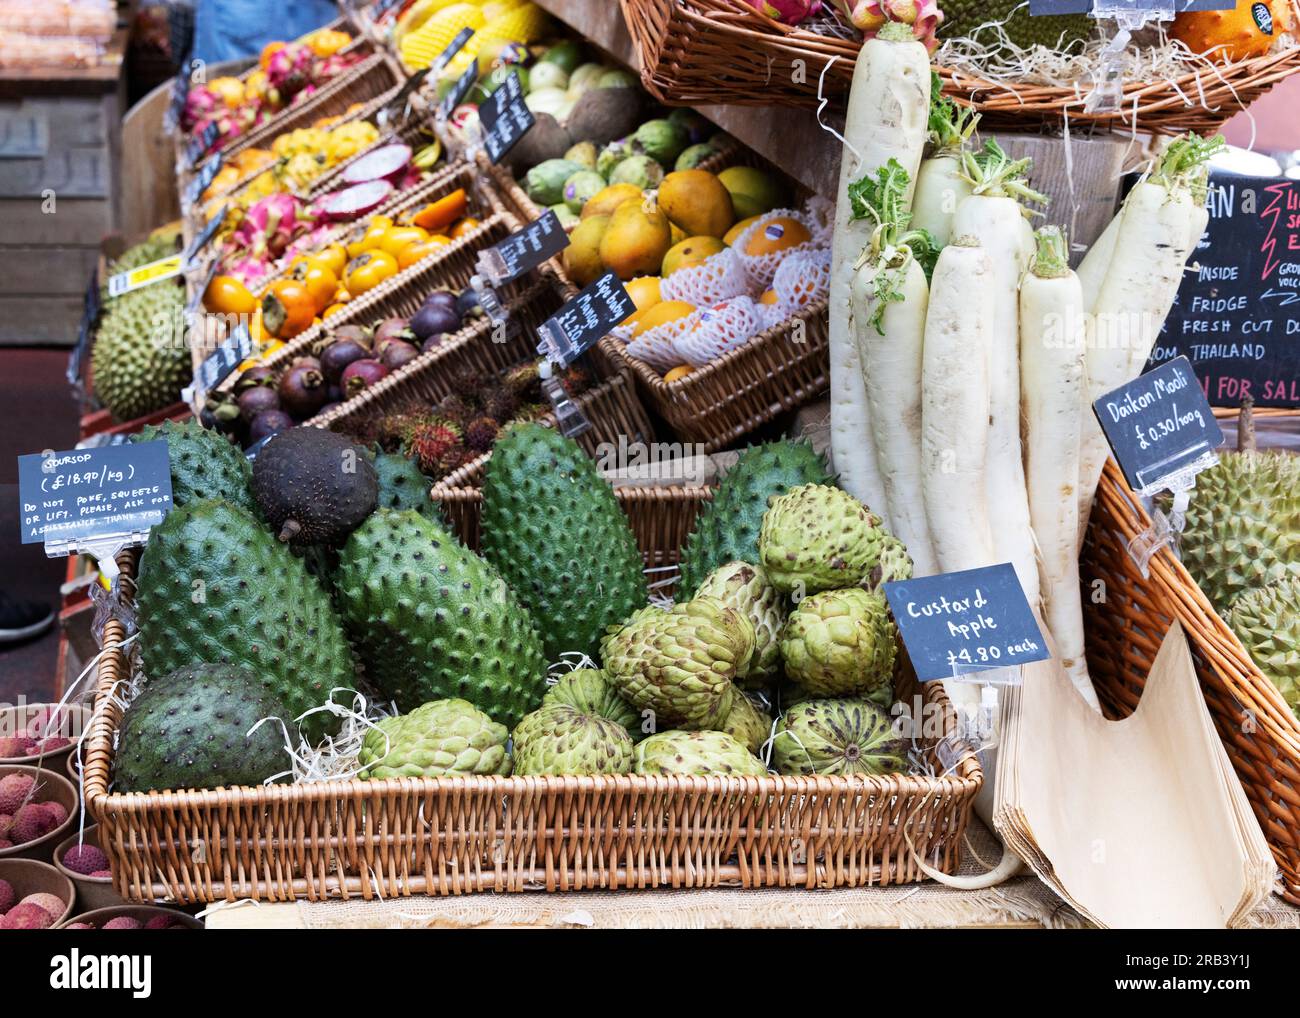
[
  {"xmin": 671, "ymin": 295, "xmax": 763, "ymax": 369},
  {"xmin": 732, "ymin": 208, "xmax": 824, "ymax": 290},
  {"xmin": 803, "ymin": 195, "xmax": 836, "ymax": 248},
  {"xmin": 767, "ymin": 247, "xmax": 832, "ymax": 319},
  {"xmin": 625, "ymin": 313, "xmax": 695, "ymax": 373},
  {"xmin": 658, "ymin": 247, "xmax": 753, "ymax": 306}
]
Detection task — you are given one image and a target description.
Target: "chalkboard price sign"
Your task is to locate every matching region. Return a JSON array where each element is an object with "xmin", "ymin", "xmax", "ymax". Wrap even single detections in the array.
[
  {"xmin": 483, "ymin": 210, "xmax": 569, "ymax": 283},
  {"xmin": 184, "ymin": 152, "xmax": 222, "ymax": 208},
  {"xmin": 191, "ymin": 323, "xmax": 255, "ymax": 403},
  {"xmin": 439, "ymin": 62, "xmax": 478, "ymax": 121},
  {"xmin": 536, "ymin": 272, "xmax": 635, "ymax": 367},
  {"xmin": 186, "ymin": 122, "xmax": 220, "ymax": 169},
  {"xmin": 1148, "ymin": 169, "xmax": 1300, "ymax": 407},
  {"xmin": 478, "ymin": 72, "xmax": 534, "ymax": 164},
  {"xmin": 883, "ymin": 564, "xmax": 1050, "ymax": 684}
]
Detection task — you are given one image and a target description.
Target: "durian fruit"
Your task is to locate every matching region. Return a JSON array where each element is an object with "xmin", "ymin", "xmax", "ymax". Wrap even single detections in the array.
[
  {"xmin": 1228, "ymin": 576, "xmax": 1300, "ymax": 720},
  {"xmin": 939, "ymin": 0, "xmax": 1097, "ymax": 50},
  {"xmin": 92, "ymin": 279, "xmax": 191, "ymax": 422}
]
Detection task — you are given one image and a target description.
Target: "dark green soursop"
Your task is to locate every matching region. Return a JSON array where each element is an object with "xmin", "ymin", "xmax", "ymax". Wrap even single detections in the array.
[
  {"xmin": 91, "ymin": 278, "xmax": 191, "ymax": 422},
  {"xmin": 678, "ymin": 440, "xmax": 834, "ymax": 596},
  {"xmin": 480, "ymin": 423, "xmax": 647, "ymax": 662},
  {"xmin": 133, "ymin": 419, "xmax": 256, "ymax": 514},
  {"xmin": 252, "ymin": 427, "xmax": 378, "ymax": 546},
  {"xmin": 371, "ymin": 449, "xmax": 436, "ymax": 519},
  {"xmin": 335, "ymin": 509, "xmax": 547, "ymax": 727},
  {"xmin": 136, "ymin": 499, "xmax": 356, "ymax": 742},
  {"xmin": 114, "ymin": 663, "xmax": 292, "ymax": 792}
]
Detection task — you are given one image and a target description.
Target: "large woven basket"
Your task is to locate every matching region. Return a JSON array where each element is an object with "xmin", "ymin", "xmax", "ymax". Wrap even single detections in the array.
[
  {"xmin": 82, "ymin": 498, "xmax": 982, "ymax": 903},
  {"xmin": 1082, "ymin": 457, "xmax": 1300, "ymax": 905},
  {"xmin": 621, "ymin": 0, "xmax": 1300, "ymax": 134}
]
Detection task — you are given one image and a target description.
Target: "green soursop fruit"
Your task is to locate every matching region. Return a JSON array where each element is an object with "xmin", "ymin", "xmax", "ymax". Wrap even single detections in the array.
[
  {"xmin": 133, "ymin": 419, "xmax": 256, "ymax": 515},
  {"xmin": 335, "ymin": 509, "xmax": 547, "ymax": 727},
  {"xmin": 760, "ymin": 484, "xmax": 884, "ymax": 594},
  {"xmin": 543, "ymin": 668, "xmax": 642, "ymax": 737},
  {"xmin": 511, "ymin": 703, "xmax": 633, "ymax": 775},
  {"xmin": 780, "ymin": 588, "xmax": 896, "ymax": 698},
  {"xmin": 1228, "ymin": 577, "xmax": 1300, "ymax": 720},
  {"xmin": 678, "ymin": 439, "xmax": 834, "ymax": 595},
  {"xmin": 136, "ymin": 499, "xmax": 355, "ymax": 743},
  {"xmin": 480, "ymin": 423, "xmax": 647, "ymax": 662},
  {"xmin": 1178, "ymin": 450, "xmax": 1300, "ymax": 612},
  {"xmin": 371, "ymin": 449, "xmax": 436, "ymax": 519},
  {"xmin": 357, "ymin": 699, "xmax": 509, "ymax": 778},
  {"xmin": 114, "ymin": 663, "xmax": 292, "ymax": 792},
  {"xmin": 693, "ymin": 561, "xmax": 784, "ymax": 687},
  {"xmin": 940, "ymin": 0, "xmax": 1096, "ymax": 49},
  {"xmin": 92, "ymin": 279, "xmax": 191, "ymax": 422},
  {"xmin": 601, "ymin": 597, "xmax": 753, "ymax": 729},
  {"xmin": 252, "ymin": 427, "xmax": 378, "ymax": 546},
  {"xmin": 772, "ymin": 698, "xmax": 905, "ymax": 777},
  {"xmin": 633, "ymin": 730, "xmax": 767, "ymax": 777},
  {"xmin": 715, "ymin": 686, "xmax": 772, "ymax": 755}
]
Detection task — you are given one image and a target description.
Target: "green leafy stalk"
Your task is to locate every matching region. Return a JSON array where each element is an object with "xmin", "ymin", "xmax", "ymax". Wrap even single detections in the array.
[
  {"xmin": 927, "ymin": 71, "xmax": 980, "ymax": 157},
  {"xmin": 1149, "ymin": 132, "xmax": 1225, "ymax": 197},
  {"xmin": 1029, "ymin": 226, "xmax": 1070, "ymax": 280},
  {"xmin": 960, "ymin": 139, "xmax": 1049, "ymax": 207}
]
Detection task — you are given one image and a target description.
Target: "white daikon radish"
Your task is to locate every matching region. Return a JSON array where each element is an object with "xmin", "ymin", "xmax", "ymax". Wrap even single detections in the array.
[
  {"xmin": 951, "ymin": 140, "xmax": 1048, "ymax": 607},
  {"xmin": 1020, "ymin": 226, "xmax": 1099, "ymax": 711},
  {"xmin": 1077, "ymin": 211, "xmax": 1122, "ymax": 313},
  {"xmin": 910, "ymin": 76, "xmax": 979, "ymax": 251},
  {"xmin": 1076, "ymin": 135, "xmax": 1224, "ymax": 548},
  {"xmin": 829, "ymin": 20, "xmax": 930, "ymax": 523},
  {"xmin": 849, "ymin": 160, "xmax": 939, "ymax": 576}
]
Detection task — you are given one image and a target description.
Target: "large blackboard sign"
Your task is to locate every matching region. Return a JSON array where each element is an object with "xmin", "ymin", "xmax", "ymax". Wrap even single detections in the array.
[{"xmin": 1148, "ymin": 170, "xmax": 1300, "ymax": 407}]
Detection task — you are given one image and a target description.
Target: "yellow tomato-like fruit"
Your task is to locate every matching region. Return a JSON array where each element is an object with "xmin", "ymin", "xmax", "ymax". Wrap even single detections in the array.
[
  {"xmin": 379, "ymin": 226, "xmax": 431, "ymax": 257},
  {"xmin": 663, "ymin": 364, "xmax": 694, "ymax": 383},
  {"xmin": 204, "ymin": 275, "xmax": 258, "ymax": 316},
  {"xmin": 288, "ymin": 258, "xmax": 339, "ymax": 313},
  {"xmin": 449, "ymin": 217, "xmax": 481, "ymax": 239},
  {"xmin": 345, "ymin": 250, "xmax": 400, "ymax": 295},
  {"xmin": 315, "ymin": 243, "xmax": 348, "ymax": 277}
]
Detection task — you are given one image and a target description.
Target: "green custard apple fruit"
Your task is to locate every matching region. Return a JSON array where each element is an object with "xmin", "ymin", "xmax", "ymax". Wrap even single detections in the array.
[
  {"xmin": 135, "ymin": 499, "xmax": 355, "ymax": 743},
  {"xmin": 693, "ymin": 561, "xmax": 784, "ymax": 687},
  {"xmin": 759, "ymin": 483, "xmax": 884, "ymax": 594},
  {"xmin": 133, "ymin": 418, "xmax": 256, "ymax": 515},
  {"xmin": 511, "ymin": 703, "xmax": 633, "ymax": 775},
  {"xmin": 1228, "ymin": 576, "xmax": 1300, "ymax": 720},
  {"xmin": 865, "ymin": 534, "xmax": 914, "ymax": 592},
  {"xmin": 335, "ymin": 509, "xmax": 547, "ymax": 728},
  {"xmin": 1177, "ymin": 449, "xmax": 1300, "ymax": 612},
  {"xmin": 91, "ymin": 279, "xmax": 191, "ymax": 422},
  {"xmin": 631, "ymin": 118, "xmax": 688, "ymax": 168},
  {"xmin": 358, "ymin": 699, "xmax": 509, "ymax": 779},
  {"xmin": 714, "ymin": 686, "xmax": 772, "ymax": 755},
  {"xmin": 632, "ymin": 730, "xmax": 768, "ymax": 777},
  {"xmin": 601, "ymin": 596, "xmax": 754, "ymax": 729},
  {"xmin": 479, "ymin": 423, "xmax": 647, "ymax": 663},
  {"xmin": 772, "ymin": 698, "xmax": 906, "ymax": 777},
  {"xmin": 114, "ymin": 663, "xmax": 292, "ymax": 792},
  {"xmin": 543, "ymin": 668, "xmax": 642, "ymax": 738},
  {"xmin": 678, "ymin": 439, "xmax": 834, "ymax": 596},
  {"xmin": 780, "ymin": 588, "xmax": 896, "ymax": 698},
  {"xmin": 251, "ymin": 427, "xmax": 378, "ymax": 546}
]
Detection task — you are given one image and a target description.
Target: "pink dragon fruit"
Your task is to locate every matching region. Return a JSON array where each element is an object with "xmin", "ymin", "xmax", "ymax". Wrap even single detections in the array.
[
  {"xmin": 266, "ymin": 43, "xmax": 313, "ymax": 100},
  {"xmin": 182, "ymin": 86, "xmax": 221, "ymax": 131},
  {"xmin": 744, "ymin": 0, "xmax": 822, "ymax": 24},
  {"xmin": 232, "ymin": 193, "xmax": 308, "ymax": 263},
  {"xmin": 836, "ymin": 0, "xmax": 943, "ymax": 50}
]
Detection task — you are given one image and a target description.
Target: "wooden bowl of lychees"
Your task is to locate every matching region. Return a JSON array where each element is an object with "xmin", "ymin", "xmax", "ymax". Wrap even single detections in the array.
[
  {"xmin": 0, "ymin": 859, "xmax": 75, "ymax": 928},
  {"xmin": 53, "ymin": 824, "xmax": 122, "ymax": 912},
  {"xmin": 0, "ymin": 704, "xmax": 90, "ymax": 767},
  {"xmin": 0, "ymin": 765, "xmax": 78, "ymax": 861},
  {"xmin": 58, "ymin": 905, "xmax": 201, "ymax": 930}
]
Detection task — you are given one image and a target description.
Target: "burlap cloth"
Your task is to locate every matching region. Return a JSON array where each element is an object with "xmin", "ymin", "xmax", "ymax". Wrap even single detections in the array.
[{"xmin": 200, "ymin": 819, "xmax": 1289, "ymax": 929}]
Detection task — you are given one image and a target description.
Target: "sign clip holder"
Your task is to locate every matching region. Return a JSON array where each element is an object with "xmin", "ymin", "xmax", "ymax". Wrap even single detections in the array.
[{"xmin": 1127, "ymin": 451, "xmax": 1217, "ymax": 577}]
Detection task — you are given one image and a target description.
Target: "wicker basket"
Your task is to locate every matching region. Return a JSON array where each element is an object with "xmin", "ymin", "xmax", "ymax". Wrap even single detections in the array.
[
  {"xmin": 82, "ymin": 498, "xmax": 981, "ymax": 902},
  {"xmin": 621, "ymin": 0, "xmax": 1300, "ymax": 134},
  {"xmin": 1082, "ymin": 457, "xmax": 1300, "ymax": 905}
]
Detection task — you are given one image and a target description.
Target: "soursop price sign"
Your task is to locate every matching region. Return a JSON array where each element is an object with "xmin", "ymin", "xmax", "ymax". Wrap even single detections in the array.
[{"xmin": 883, "ymin": 564, "xmax": 1050, "ymax": 684}]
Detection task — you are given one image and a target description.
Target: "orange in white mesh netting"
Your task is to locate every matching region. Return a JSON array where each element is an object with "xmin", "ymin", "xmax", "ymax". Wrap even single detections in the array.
[
  {"xmin": 764, "ymin": 247, "xmax": 831, "ymax": 323},
  {"xmin": 671, "ymin": 295, "xmax": 763, "ymax": 369},
  {"xmin": 626, "ymin": 313, "xmax": 696, "ymax": 373},
  {"xmin": 659, "ymin": 247, "xmax": 753, "ymax": 306},
  {"xmin": 731, "ymin": 207, "xmax": 824, "ymax": 290}
]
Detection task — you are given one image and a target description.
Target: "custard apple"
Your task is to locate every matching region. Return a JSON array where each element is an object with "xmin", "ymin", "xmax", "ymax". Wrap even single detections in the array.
[
  {"xmin": 759, "ymin": 484, "xmax": 884, "ymax": 594},
  {"xmin": 358, "ymin": 699, "xmax": 509, "ymax": 779},
  {"xmin": 714, "ymin": 686, "xmax": 772, "ymax": 755},
  {"xmin": 780, "ymin": 588, "xmax": 896, "ymax": 698},
  {"xmin": 772, "ymin": 699, "xmax": 906, "ymax": 776},
  {"xmin": 865, "ymin": 535, "xmax": 914, "ymax": 592},
  {"xmin": 632, "ymin": 730, "xmax": 768, "ymax": 777},
  {"xmin": 693, "ymin": 561, "xmax": 784, "ymax": 687},
  {"xmin": 543, "ymin": 668, "xmax": 642, "ymax": 738},
  {"xmin": 601, "ymin": 597, "xmax": 755, "ymax": 729},
  {"xmin": 511, "ymin": 703, "xmax": 633, "ymax": 775},
  {"xmin": 1228, "ymin": 576, "xmax": 1300, "ymax": 721}
]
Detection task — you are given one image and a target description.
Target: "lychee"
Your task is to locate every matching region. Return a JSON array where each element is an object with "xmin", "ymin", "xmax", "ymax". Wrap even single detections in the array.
[
  {"xmin": 0, "ymin": 839, "xmax": 11, "ymax": 849},
  {"xmin": 25, "ymin": 706, "xmax": 71, "ymax": 740},
  {"xmin": 0, "ymin": 773, "xmax": 34, "ymax": 813},
  {"xmin": 0, "ymin": 903, "xmax": 53, "ymax": 929},
  {"xmin": 0, "ymin": 877, "xmax": 14, "ymax": 912},
  {"xmin": 0, "ymin": 813, "xmax": 12, "ymax": 839},
  {"xmin": 63, "ymin": 922, "xmax": 95, "ymax": 929},
  {"xmin": 61, "ymin": 843, "xmax": 109, "ymax": 875},
  {"xmin": 36, "ymin": 737, "xmax": 71, "ymax": 753},
  {"xmin": 89, "ymin": 870, "xmax": 112, "ymax": 878},
  {"xmin": 39, "ymin": 801, "xmax": 68, "ymax": 827},
  {"xmin": 144, "ymin": 914, "xmax": 174, "ymax": 930},
  {"xmin": 0, "ymin": 737, "xmax": 30, "ymax": 758},
  {"xmin": 103, "ymin": 916, "xmax": 142, "ymax": 929},
  {"xmin": 19, "ymin": 893, "xmax": 65, "ymax": 919},
  {"xmin": 10, "ymin": 802, "xmax": 55, "ymax": 844}
]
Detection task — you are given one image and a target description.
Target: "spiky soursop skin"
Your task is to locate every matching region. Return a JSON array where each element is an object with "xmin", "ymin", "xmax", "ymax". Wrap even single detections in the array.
[
  {"xmin": 133, "ymin": 419, "xmax": 256, "ymax": 515},
  {"xmin": 252, "ymin": 428, "xmax": 378, "ymax": 546},
  {"xmin": 114, "ymin": 664, "xmax": 292, "ymax": 792},
  {"xmin": 780, "ymin": 588, "xmax": 896, "ymax": 698},
  {"xmin": 759, "ymin": 484, "xmax": 884, "ymax": 594},
  {"xmin": 1228, "ymin": 576, "xmax": 1300, "ymax": 720},
  {"xmin": 512, "ymin": 703, "xmax": 634, "ymax": 776},
  {"xmin": 678, "ymin": 440, "xmax": 834, "ymax": 596},
  {"xmin": 358, "ymin": 699, "xmax": 509, "ymax": 779},
  {"xmin": 714, "ymin": 686, "xmax": 772, "ymax": 755},
  {"xmin": 1178, "ymin": 450, "xmax": 1300, "ymax": 612},
  {"xmin": 480, "ymin": 423, "xmax": 648, "ymax": 662},
  {"xmin": 601, "ymin": 597, "xmax": 754, "ymax": 729},
  {"xmin": 92, "ymin": 280, "xmax": 191, "ymax": 422},
  {"xmin": 633, "ymin": 730, "xmax": 768, "ymax": 777},
  {"xmin": 772, "ymin": 698, "xmax": 905, "ymax": 777},
  {"xmin": 136, "ymin": 499, "xmax": 355, "ymax": 743},
  {"xmin": 371, "ymin": 450, "xmax": 436, "ymax": 520},
  {"xmin": 543, "ymin": 668, "xmax": 642, "ymax": 737},
  {"xmin": 335, "ymin": 509, "xmax": 547, "ymax": 728},
  {"xmin": 693, "ymin": 561, "xmax": 784, "ymax": 687}
]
